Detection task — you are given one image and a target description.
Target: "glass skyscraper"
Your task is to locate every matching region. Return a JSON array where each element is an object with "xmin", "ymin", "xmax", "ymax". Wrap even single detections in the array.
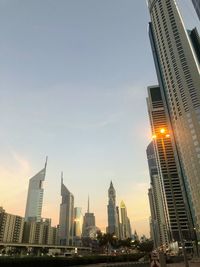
[
  {"xmin": 147, "ymin": 85, "xmax": 192, "ymax": 242},
  {"xmin": 147, "ymin": 141, "xmax": 169, "ymax": 248},
  {"xmin": 24, "ymin": 159, "xmax": 47, "ymax": 222},
  {"xmin": 148, "ymin": 0, "xmax": 200, "ymax": 237},
  {"xmin": 192, "ymin": 0, "xmax": 200, "ymax": 20},
  {"xmin": 74, "ymin": 207, "xmax": 83, "ymax": 238},
  {"xmin": 59, "ymin": 173, "xmax": 74, "ymax": 246}
]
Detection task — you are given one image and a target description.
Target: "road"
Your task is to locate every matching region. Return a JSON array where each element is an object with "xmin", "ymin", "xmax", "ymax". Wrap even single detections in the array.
[
  {"xmin": 75, "ymin": 259, "xmax": 200, "ymax": 267},
  {"xmin": 167, "ymin": 261, "xmax": 200, "ymax": 267},
  {"xmin": 73, "ymin": 263, "xmax": 149, "ymax": 267}
]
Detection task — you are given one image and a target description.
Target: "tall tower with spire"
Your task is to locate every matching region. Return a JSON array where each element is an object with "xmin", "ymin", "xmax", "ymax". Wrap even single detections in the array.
[
  {"xmin": 59, "ymin": 173, "xmax": 74, "ymax": 245},
  {"xmin": 25, "ymin": 157, "xmax": 47, "ymax": 222},
  {"xmin": 82, "ymin": 196, "xmax": 96, "ymax": 238},
  {"xmin": 107, "ymin": 181, "xmax": 119, "ymax": 237}
]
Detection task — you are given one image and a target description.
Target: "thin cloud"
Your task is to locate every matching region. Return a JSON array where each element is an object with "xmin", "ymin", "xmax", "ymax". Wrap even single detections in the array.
[{"xmin": 65, "ymin": 112, "xmax": 123, "ymax": 130}]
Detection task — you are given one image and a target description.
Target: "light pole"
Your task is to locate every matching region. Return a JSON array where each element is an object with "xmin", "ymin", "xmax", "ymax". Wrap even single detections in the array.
[
  {"xmin": 193, "ymin": 226, "xmax": 199, "ymax": 258},
  {"xmin": 153, "ymin": 128, "xmax": 189, "ymax": 267}
]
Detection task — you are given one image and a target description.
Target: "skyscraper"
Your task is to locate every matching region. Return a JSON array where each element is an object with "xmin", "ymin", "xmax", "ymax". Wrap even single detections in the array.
[
  {"xmin": 24, "ymin": 158, "xmax": 47, "ymax": 222},
  {"xmin": 82, "ymin": 196, "xmax": 96, "ymax": 238},
  {"xmin": 147, "ymin": 141, "xmax": 169, "ymax": 248},
  {"xmin": 120, "ymin": 200, "xmax": 132, "ymax": 239},
  {"xmin": 74, "ymin": 207, "xmax": 83, "ymax": 246},
  {"xmin": 148, "ymin": 188, "xmax": 159, "ymax": 247},
  {"xmin": 192, "ymin": 0, "xmax": 200, "ymax": 20},
  {"xmin": 147, "ymin": 85, "xmax": 192, "ymax": 242},
  {"xmin": 59, "ymin": 173, "xmax": 74, "ymax": 245},
  {"xmin": 148, "ymin": 0, "xmax": 200, "ymax": 235},
  {"xmin": 116, "ymin": 206, "xmax": 122, "ymax": 239},
  {"xmin": 107, "ymin": 181, "xmax": 119, "ymax": 237},
  {"xmin": 74, "ymin": 207, "xmax": 83, "ymax": 238}
]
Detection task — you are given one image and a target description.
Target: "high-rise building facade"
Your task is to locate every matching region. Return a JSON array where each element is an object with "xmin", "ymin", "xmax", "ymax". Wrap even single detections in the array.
[
  {"xmin": 107, "ymin": 181, "xmax": 119, "ymax": 237},
  {"xmin": 147, "ymin": 85, "xmax": 192, "ymax": 242},
  {"xmin": 74, "ymin": 207, "xmax": 83, "ymax": 246},
  {"xmin": 148, "ymin": 189, "xmax": 159, "ymax": 247},
  {"xmin": 116, "ymin": 206, "xmax": 122, "ymax": 239},
  {"xmin": 74, "ymin": 207, "xmax": 83, "ymax": 238},
  {"xmin": 192, "ymin": 0, "xmax": 200, "ymax": 20},
  {"xmin": 0, "ymin": 207, "xmax": 24, "ymax": 243},
  {"xmin": 120, "ymin": 201, "xmax": 132, "ymax": 239},
  {"xmin": 0, "ymin": 207, "xmax": 57, "ymax": 246},
  {"xmin": 25, "ymin": 159, "xmax": 47, "ymax": 222},
  {"xmin": 59, "ymin": 174, "xmax": 74, "ymax": 246},
  {"xmin": 147, "ymin": 141, "xmax": 169, "ymax": 248},
  {"xmin": 48, "ymin": 225, "xmax": 58, "ymax": 245},
  {"xmin": 148, "ymin": 0, "xmax": 200, "ymax": 234},
  {"xmin": 82, "ymin": 197, "xmax": 96, "ymax": 238},
  {"xmin": 23, "ymin": 218, "xmax": 57, "ymax": 245}
]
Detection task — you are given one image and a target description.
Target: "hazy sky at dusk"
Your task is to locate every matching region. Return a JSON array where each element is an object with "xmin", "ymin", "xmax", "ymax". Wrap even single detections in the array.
[{"xmin": 0, "ymin": 0, "xmax": 198, "ymax": 237}]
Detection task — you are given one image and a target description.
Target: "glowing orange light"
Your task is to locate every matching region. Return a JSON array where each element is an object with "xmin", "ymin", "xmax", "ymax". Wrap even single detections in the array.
[
  {"xmin": 152, "ymin": 134, "xmax": 157, "ymax": 139},
  {"xmin": 166, "ymin": 134, "xmax": 170, "ymax": 138},
  {"xmin": 160, "ymin": 128, "xmax": 166, "ymax": 134}
]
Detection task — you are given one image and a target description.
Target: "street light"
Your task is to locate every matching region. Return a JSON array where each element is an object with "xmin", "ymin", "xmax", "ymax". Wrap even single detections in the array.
[
  {"xmin": 160, "ymin": 128, "xmax": 166, "ymax": 134},
  {"xmin": 152, "ymin": 128, "xmax": 189, "ymax": 267},
  {"xmin": 152, "ymin": 128, "xmax": 170, "ymax": 139},
  {"xmin": 193, "ymin": 226, "xmax": 199, "ymax": 257}
]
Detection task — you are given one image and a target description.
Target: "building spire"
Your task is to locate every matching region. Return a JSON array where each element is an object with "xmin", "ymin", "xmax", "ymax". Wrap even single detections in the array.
[
  {"xmin": 44, "ymin": 156, "xmax": 48, "ymax": 171},
  {"xmin": 87, "ymin": 195, "xmax": 90, "ymax": 213},
  {"xmin": 61, "ymin": 171, "xmax": 63, "ymax": 185}
]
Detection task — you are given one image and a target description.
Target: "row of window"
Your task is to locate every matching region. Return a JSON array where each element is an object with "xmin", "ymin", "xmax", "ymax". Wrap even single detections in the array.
[{"xmin": 151, "ymin": 0, "xmax": 200, "ymax": 122}]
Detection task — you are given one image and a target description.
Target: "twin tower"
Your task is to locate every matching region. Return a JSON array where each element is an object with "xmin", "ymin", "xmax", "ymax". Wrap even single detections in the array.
[{"xmin": 24, "ymin": 159, "xmax": 75, "ymax": 245}]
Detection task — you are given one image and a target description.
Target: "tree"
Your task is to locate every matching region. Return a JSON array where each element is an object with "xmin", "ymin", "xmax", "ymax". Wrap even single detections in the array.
[
  {"xmin": 96, "ymin": 231, "xmax": 118, "ymax": 251},
  {"xmin": 138, "ymin": 240, "xmax": 154, "ymax": 253}
]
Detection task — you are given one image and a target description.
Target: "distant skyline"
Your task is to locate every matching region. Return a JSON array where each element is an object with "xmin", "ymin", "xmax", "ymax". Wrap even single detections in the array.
[{"xmin": 0, "ymin": 0, "xmax": 198, "ymax": 237}]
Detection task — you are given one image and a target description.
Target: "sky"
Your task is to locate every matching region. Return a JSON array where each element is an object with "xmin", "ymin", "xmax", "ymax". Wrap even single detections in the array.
[{"xmin": 0, "ymin": 0, "xmax": 198, "ymax": 237}]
